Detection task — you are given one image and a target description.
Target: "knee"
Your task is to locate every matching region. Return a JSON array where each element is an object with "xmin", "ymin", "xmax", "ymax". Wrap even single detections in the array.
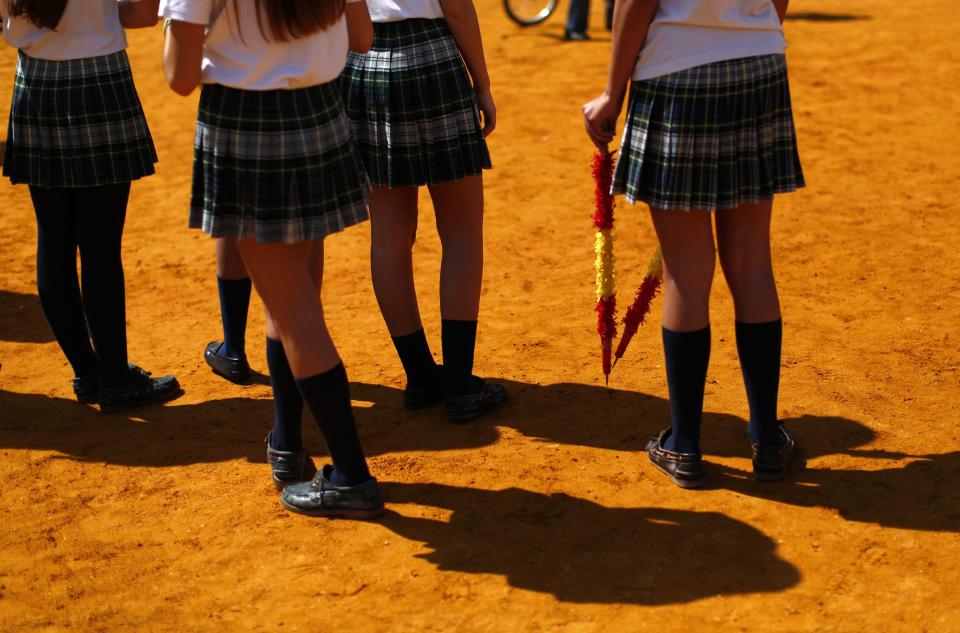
[
  {"xmin": 720, "ymin": 251, "xmax": 774, "ymax": 290},
  {"xmin": 372, "ymin": 225, "xmax": 417, "ymax": 256}
]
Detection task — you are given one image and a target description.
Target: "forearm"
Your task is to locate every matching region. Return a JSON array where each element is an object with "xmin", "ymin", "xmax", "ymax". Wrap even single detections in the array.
[
  {"xmin": 604, "ymin": 0, "xmax": 658, "ymax": 102},
  {"xmin": 162, "ymin": 21, "xmax": 206, "ymax": 96},
  {"xmin": 772, "ymin": 0, "xmax": 788, "ymax": 23},
  {"xmin": 119, "ymin": 0, "xmax": 160, "ymax": 29},
  {"xmin": 345, "ymin": 1, "xmax": 373, "ymax": 53},
  {"xmin": 438, "ymin": 0, "xmax": 490, "ymax": 91}
]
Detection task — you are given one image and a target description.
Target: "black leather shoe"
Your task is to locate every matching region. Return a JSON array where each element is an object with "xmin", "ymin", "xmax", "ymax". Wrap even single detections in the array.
[
  {"xmin": 280, "ymin": 465, "xmax": 384, "ymax": 519},
  {"xmin": 645, "ymin": 429, "xmax": 706, "ymax": 489},
  {"xmin": 445, "ymin": 379, "xmax": 508, "ymax": 422},
  {"xmin": 99, "ymin": 365, "xmax": 182, "ymax": 413},
  {"xmin": 751, "ymin": 426, "xmax": 796, "ymax": 481},
  {"xmin": 403, "ymin": 366, "xmax": 445, "ymax": 409},
  {"xmin": 72, "ymin": 374, "xmax": 99, "ymax": 404},
  {"xmin": 204, "ymin": 341, "xmax": 250, "ymax": 384},
  {"xmin": 265, "ymin": 433, "xmax": 307, "ymax": 490}
]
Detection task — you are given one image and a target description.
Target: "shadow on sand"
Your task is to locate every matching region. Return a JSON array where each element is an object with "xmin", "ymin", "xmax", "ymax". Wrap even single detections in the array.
[
  {"xmin": 785, "ymin": 12, "xmax": 870, "ymax": 22},
  {"xmin": 0, "ymin": 289, "xmax": 55, "ymax": 344}
]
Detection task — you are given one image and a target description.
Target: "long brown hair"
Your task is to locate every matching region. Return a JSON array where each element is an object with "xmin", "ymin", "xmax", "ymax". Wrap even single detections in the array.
[
  {"xmin": 8, "ymin": 0, "xmax": 68, "ymax": 30},
  {"xmin": 225, "ymin": 0, "xmax": 347, "ymax": 42}
]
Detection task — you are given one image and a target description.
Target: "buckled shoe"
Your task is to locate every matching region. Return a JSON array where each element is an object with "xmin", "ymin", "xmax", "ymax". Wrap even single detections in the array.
[{"xmin": 280, "ymin": 465, "xmax": 384, "ymax": 519}]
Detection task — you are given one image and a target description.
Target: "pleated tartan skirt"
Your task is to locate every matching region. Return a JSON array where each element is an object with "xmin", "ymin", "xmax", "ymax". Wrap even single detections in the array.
[
  {"xmin": 613, "ymin": 54, "xmax": 805, "ymax": 211},
  {"xmin": 3, "ymin": 50, "xmax": 157, "ymax": 188},
  {"xmin": 340, "ymin": 18, "xmax": 492, "ymax": 188},
  {"xmin": 190, "ymin": 82, "xmax": 370, "ymax": 244}
]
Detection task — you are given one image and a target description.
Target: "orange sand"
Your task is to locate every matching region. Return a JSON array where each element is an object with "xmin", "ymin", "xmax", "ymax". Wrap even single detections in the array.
[{"xmin": 1, "ymin": 0, "xmax": 959, "ymax": 630}]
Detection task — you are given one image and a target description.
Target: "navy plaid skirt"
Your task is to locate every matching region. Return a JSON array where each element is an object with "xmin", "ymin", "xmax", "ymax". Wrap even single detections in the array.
[
  {"xmin": 340, "ymin": 18, "xmax": 491, "ymax": 188},
  {"xmin": 190, "ymin": 82, "xmax": 370, "ymax": 244},
  {"xmin": 3, "ymin": 50, "xmax": 157, "ymax": 188},
  {"xmin": 613, "ymin": 54, "xmax": 805, "ymax": 211}
]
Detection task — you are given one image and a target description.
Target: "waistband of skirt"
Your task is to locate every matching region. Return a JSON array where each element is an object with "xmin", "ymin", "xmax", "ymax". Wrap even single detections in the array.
[{"xmin": 16, "ymin": 49, "xmax": 131, "ymax": 80}]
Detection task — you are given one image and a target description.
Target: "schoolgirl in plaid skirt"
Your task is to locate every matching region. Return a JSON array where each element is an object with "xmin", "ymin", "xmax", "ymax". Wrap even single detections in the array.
[
  {"xmin": 340, "ymin": 0, "xmax": 508, "ymax": 421},
  {"xmin": 2, "ymin": 0, "xmax": 180, "ymax": 412},
  {"xmin": 162, "ymin": 0, "xmax": 383, "ymax": 518},
  {"xmin": 584, "ymin": 0, "xmax": 805, "ymax": 488}
]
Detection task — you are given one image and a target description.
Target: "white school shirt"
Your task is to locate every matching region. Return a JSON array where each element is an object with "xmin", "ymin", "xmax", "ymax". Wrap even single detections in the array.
[
  {"xmin": 367, "ymin": 0, "xmax": 443, "ymax": 23},
  {"xmin": 0, "ymin": 0, "xmax": 132, "ymax": 61},
  {"xmin": 634, "ymin": 0, "xmax": 786, "ymax": 81},
  {"xmin": 159, "ymin": 0, "xmax": 358, "ymax": 90}
]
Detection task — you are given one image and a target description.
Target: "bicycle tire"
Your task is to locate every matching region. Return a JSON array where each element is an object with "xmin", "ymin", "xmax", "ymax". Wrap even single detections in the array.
[{"xmin": 503, "ymin": 0, "xmax": 559, "ymax": 26}]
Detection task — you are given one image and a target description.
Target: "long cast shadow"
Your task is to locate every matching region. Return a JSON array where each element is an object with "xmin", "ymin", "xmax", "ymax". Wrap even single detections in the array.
[
  {"xmin": 379, "ymin": 482, "xmax": 800, "ymax": 604},
  {"xmin": 0, "ymin": 289, "xmax": 55, "ymax": 344},
  {"xmin": 785, "ymin": 12, "xmax": 871, "ymax": 22}
]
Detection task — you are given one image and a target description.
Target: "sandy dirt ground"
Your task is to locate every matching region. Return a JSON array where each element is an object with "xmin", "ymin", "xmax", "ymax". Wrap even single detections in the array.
[{"xmin": 1, "ymin": 0, "xmax": 959, "ymax": 630}]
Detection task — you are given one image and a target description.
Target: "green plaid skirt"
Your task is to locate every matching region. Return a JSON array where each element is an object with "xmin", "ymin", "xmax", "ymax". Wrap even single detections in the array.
[
  {"xmin": 3, "ymin": 50, "xmax": 157, "ymax": 188},
  {"xmin": 340, "ymin": 18, "xmax": 491, "ymax": 188},
  {"xmin": 190, "ymin": 82, "xmax": 370, "ymax": 244},
  {"xmin": 613, "ymin": 54, "xmax": 804, "ymax": 211}
]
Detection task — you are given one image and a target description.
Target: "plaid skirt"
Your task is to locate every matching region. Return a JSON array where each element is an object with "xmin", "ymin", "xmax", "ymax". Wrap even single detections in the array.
[
  {"xmin": 3, "ymin": 50, "xmax": 157, "ymax": 188},
  {"xmin": 612, "ymin": 54, "xmax": 805, "ymax": 211},
  {"xmin": 340, "ymin": 18, "xmax": 491, "ymax": 188},
  {"xmin": 190, "ymin": 82, "xmax": 370, "ymax": 244}
]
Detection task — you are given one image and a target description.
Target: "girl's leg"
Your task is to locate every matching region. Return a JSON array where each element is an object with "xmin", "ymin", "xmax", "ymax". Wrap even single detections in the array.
[
  {"xmin": 75, "ymin": 183, "xmax": 132, "ymax": 388},
  {"xmin": 715, "ymin": 199, "xmax": 784, "ymax": 447},
  {"xmin": 650, "ymin": 208, "xmax": 715, "ymax": 453},
  {"xmin": 213, "ymin": 237, "xmax": 252, "ymax": 360},
  {"xmin": 29, "ymin": 186, "xmax": 99, "ymax": 379},
  {"xmin": 429, "ymin": 176, "xmax": 485, "ymax": 397},
  {"xmin": 369, "ymin": 186, "xmax": 441, "ymax": 390},
  {"xmin": 237, "ymin": 239, "xmax": 370, "ymax": 486}
]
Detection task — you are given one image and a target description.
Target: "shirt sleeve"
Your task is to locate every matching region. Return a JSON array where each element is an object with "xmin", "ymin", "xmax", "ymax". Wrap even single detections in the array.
[{"xmin": 159, "ymin": 0, "xmax": 214, "ymax": 25}]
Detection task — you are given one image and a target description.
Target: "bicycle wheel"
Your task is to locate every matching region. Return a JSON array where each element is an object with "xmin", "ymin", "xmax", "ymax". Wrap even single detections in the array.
[{"xmin": 503, "ymin": 0, "xmax": 559, "ymax": 26}]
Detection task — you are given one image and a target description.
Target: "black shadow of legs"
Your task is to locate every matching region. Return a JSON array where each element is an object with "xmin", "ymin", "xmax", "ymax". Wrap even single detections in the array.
[{"xmin": 380, "ymin": 482, "xmax": 801, "ymax": 604}]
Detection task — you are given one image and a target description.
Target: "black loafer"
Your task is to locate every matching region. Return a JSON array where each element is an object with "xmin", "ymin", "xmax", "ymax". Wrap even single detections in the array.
[
  {"xmin": 99, "ymin": 365, "xmax": 182, "ymax": 413},
  {"xmin": 280, "ymin": 465, "xmax": 384, "ymax": 519},
  {"xmin": 204, "ymin": 341, "xmax": 250, "ymax": 384},
  {"xmin": 72, "ymin": 374, "xmax": 99, "ymax": 404},
  {"xmin": 265, "ymin": 433, "xmax": 307, "ymax": 490},
  {"xmin": 445, "ymin": 379, "xmax": 508, "ymax": 422},
  {"xmin": 403, "ymin": 367, "xmax": 445, "ymax": 409},
  {"xmin": 751, "ymin": 426, "xmax": 796, "ymax": 481},
  {"xmin": 645, "ymin": 429, "xmax": 706, "ymax": 489}
]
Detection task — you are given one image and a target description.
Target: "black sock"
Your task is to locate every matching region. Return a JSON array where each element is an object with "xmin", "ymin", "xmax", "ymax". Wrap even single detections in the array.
[
  {"xmin": 295, "ymin": 363, "xmax": 371, "ymax": 486},
  {"xmin": 662, "ymin": 326, "xmax": 711, "ymax": 454},
  {"xmin": 442, "ymin": 319, "xmax": 479, "ymax": 396},
  {"xmin": 266, "ymin": 338, "xmax": 304, "ymax": 452},
  {"xmin": 217, "ymin": 276, "xmax": 251, "ymax": 359},
  {"xmin": 736, "ymin": 319, "xmax": 784, "ymax": 447},
  {"xmin": 391, "ymin": 328, "xmax": 440, "ymax": 387}
]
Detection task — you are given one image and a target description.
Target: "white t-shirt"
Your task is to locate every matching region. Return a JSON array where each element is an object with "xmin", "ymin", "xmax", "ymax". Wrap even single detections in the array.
[
  {"xmin": 0, "ymin": 0, "xmax": 131, "ymax": 61},
  {"xmin": 159, "ymin": 0, "xmax": 357, "ymax": 90},
  {"xmin": 634, "ymin": 0, "xmax": 785, "ymax": 80},
  {"xmin": 367, "ymin": 0, "xmax": 443, "ymax": 23}
]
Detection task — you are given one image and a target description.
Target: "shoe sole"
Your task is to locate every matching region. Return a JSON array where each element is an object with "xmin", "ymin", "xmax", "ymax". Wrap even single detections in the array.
[
  {"xmin": 273, "ymin": 475, "xmax": 307, "ymax": 491},
  {"xmin": 100, "ymin": 387, "xmax": 184, "ymax": 414},
  {"xmin": 279, "ymin": 496, "xmax": 385, "ymax": 519},
  {"xmin": 647, "ymin": 455, "xmax": 706, "ymax": 489},
  {"xmin": 207, "ymin": 363, "xmax": 251, "ymax": 385},
  {"xmin": 75, "ymin": 393, "xmax": 98, "ymax": 405}
]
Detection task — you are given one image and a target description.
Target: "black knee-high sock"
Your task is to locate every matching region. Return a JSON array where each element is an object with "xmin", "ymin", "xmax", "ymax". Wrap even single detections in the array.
[
  {"xmin": 76, "ymin": 183, "xmax": 131, "ymax": 387},
  {"xmin": 217, "ymin": 276, "xmax": 251, "ymax": 359},
  {"xmin": 391, "ymin": 328, "xmax": 439, "ymax": 387},
  {"xmin": 662, "ymin": 326, "xmax": 711, "ymax": 454},
  {"xmin": 736, "ymin": 319, "xmax": 784, "ymax": 447},
  {"xmin": 266, "ymin": 338, "xmax": 304, "ymax": 452},
  {"xmin": 295, "ymin": 363, "xmax": 371, "ymax": 486},
  {"xmin": 442, "ymin": 319, "xmax": 479, "ymax": 397},
  {"xmin": 31, "ymin": 186, "xmax": 99, "ymax": 378}
]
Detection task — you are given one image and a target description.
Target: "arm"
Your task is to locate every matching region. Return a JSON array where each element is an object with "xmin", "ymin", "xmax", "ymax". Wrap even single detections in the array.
[
  {"xmin": 162, "ymin": 20, "xmax": 206, "ymax": 96},
  {"xmin": 437, "ymin": 0, "xmax": 495, "ymax": 136},
  {"xmin": 772, "ymin": 0, "xmax": 788, "ymax": 23},
  {"xmin": 119, "ymin": 0, "xmax": 161, "ymax": 29},
  {"xmin": 582, "ymin": 0, "xmax": 659, "ymax": 152},
  {"xmin": 345, "ymin": 0, "xmax": 373, "ymax": 53}
]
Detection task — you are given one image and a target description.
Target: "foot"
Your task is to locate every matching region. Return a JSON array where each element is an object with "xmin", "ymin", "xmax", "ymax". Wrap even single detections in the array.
[
  {"xmin": 403, "ymin": 365, "xmax": 445, "ymax": 409},
  {"xmin": 72, "ymin": 374, "xmax": 99, "ymax": 404},
  {"xmin": 751, "ymin": 426, "xmax": 796, "ymax": 481},
  {"xmin": 563, "ymin": 30, "xmax": 590, "ymax": 41},
  {"xmin": 445, "ymin": 378, "xmax": 508, "ymax": 422},
  {"xmin": 280, "ymin": 465, "xmax": 384, "ymax": 519},
  {"xmin": 204, "ymin": 341, "xmax": 250, "ymax": 384},
  {"xmin": 265, "ymin": 433, "xmax": 307, "ymax": 490},
  {"xmin": 645, "ymin": 429, "xmax": 706, "ymax": 489},
  {"xmin": 99, "ymin": 365, "xmax": 182, "ymax": 413}
]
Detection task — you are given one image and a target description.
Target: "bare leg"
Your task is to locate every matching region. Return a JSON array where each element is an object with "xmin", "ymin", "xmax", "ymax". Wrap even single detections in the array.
[
  {"xmin": 429, "ymin": 175, "xmax": 484, "ymax": 321},
  {"xmin": 369, "ymin": 186, "xmax": 423, "ymax": 336},
  {"xmin": 216, "ymin": 237, "xmax": 248, "ymax": 280}
]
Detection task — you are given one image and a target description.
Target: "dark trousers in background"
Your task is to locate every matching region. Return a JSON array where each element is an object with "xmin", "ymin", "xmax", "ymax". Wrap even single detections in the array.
[
  {"xmin": 566, "ymin": 0, "xmax": 614, "ymax": 35},
  {"xmin": 29, "ymin": 183, "xmax": 132, "ymax": 386}
]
